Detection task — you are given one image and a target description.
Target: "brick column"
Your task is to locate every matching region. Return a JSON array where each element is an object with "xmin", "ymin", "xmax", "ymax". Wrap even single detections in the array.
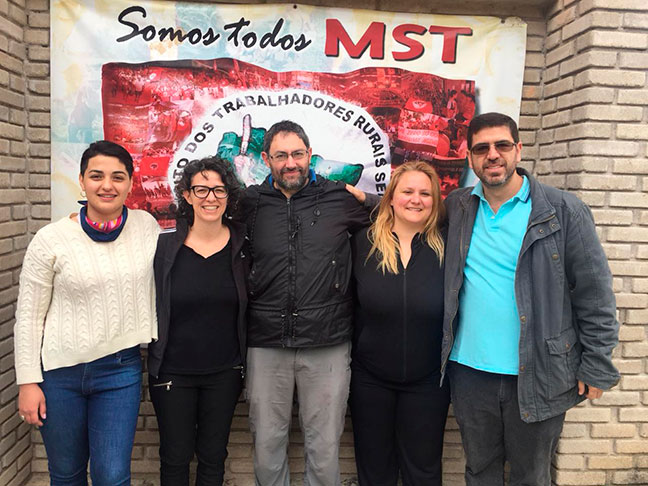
[
  {"xmin": 541, "ymin": 0, "xmax": 648, "ymax": 485},
  {"xmin": 0, "ymin": 1, "xmax": 33, "ymax": 485}
]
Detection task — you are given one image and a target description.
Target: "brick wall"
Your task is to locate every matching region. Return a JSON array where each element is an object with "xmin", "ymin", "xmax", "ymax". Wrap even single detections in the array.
[
  {"xmin": 537, "ymin": 1, "xmax": 648, "ymax": 485},
  {"xmin": 1, "ymin": 0, "xmax": 647, "ymax": 485},
  {"xmin": 0, "ymin": 0, "xmax": 50, "ymax": 484}
]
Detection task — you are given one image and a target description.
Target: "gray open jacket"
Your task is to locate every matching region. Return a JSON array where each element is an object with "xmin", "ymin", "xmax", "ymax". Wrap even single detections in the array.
[{"xmin": 442, "ymin": 168, "xmax": 620, "ymax": 423}]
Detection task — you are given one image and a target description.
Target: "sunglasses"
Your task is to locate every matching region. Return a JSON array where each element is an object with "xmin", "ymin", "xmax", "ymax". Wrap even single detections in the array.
[{"xmin": 470, "ymin": 140, "xmax": 516, "ymax": 156}]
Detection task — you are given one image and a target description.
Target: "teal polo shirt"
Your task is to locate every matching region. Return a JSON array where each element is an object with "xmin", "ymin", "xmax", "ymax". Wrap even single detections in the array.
[{"xmin": 450, "ymin": 176, "xmax": 532, "ymax": 375}]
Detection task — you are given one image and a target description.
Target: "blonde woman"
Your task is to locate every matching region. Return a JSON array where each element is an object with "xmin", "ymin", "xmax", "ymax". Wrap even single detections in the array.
[{"xmin": 350, "ymin": 161, "xmax": 450, "ymax": 486}]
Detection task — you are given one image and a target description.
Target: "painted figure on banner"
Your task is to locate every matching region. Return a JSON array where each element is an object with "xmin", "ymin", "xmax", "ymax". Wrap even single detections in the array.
[{"xmin": 442, "ymin": 112, "xmax": 620, "ymax": 485}]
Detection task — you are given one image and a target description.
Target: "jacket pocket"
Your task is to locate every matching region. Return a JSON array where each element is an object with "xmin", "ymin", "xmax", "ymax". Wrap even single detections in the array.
[
  {"xmin": 330, "ymin": 253, "xmax": 343, "ymax": 295},
  {"xmin": 330, "ymin": 249, "xmax": 352, "ymax": 297},
  {"xmin": 545, "ymin": 327, "xmax": 580, "ymax": 398},
  {"xmin": 248, "ymin": 263, "xmax": 259, "ymax": 296}
]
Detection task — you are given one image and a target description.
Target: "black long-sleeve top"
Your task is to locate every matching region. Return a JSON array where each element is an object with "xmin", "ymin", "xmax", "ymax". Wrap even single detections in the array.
[
  {"xmin": 161, "ymin": 242, "xmax": 240, "ymax": 374},
  {"xmin": 351, "ymin": 227, "xmax": 445, "ymax": 383}
]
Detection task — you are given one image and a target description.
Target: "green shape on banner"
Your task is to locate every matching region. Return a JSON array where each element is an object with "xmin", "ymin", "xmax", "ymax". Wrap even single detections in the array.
[
  {"xmin": 310, "ymin": 155, "xmax": 364, "ymax": 185},
  {"xmin": 216, "ymin": 127, "xmax": 364, "ymax": 187}
]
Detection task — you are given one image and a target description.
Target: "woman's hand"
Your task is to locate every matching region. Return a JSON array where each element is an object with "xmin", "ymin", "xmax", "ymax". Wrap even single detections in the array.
[
  {"xmin": 18, "ymin": 383, "xmax": 46, "ymax": 426},
  {"xmin": 345, "ymin": 183, "xmax": 366, "ymax": 203}
]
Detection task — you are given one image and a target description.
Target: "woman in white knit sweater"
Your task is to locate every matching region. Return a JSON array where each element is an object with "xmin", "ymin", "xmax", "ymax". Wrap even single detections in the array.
[{"xmin": 14, "ymin": 141, "xmax": 160, "ymax": 486}]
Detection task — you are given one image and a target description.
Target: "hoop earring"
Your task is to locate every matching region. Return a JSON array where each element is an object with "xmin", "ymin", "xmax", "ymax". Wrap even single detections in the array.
[{"xmin": 80, "ymin": 190, "xmax": 86, "ymax": 198}]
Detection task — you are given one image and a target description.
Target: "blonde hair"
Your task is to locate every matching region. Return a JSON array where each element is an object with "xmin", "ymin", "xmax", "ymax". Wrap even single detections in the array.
[{"xmin": 367, "ymin": 161, "xmax": 446, "ymax": 274}]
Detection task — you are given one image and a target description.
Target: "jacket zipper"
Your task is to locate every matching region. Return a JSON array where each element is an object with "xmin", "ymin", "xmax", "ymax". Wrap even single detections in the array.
[
  {"xmin": 286, "ymin": 198, "xmax": 296, "ymax": 346},
  {"xmin": 402, "ymin": 265, "xmax": 408, "ymax": 381},
  {"xmin": 152, "ymin": 380, "xmax": 173, "ymax": 391},
  {"xmin": 234, "ymin": 365, "xmax": 245, "ymax": 379}
]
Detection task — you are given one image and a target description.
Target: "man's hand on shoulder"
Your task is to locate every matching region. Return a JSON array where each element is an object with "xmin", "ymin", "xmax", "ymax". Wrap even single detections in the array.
[
  {"xmin": 345, "ymin": 183, "xmax": 366, "ymax": 203},
  {"xmin": 578, "ymin": 380, "xmax": 603, "ymax": 400}
]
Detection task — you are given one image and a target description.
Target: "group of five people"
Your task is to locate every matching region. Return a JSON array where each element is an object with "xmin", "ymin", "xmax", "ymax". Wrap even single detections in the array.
[{"xmin": 14, "ymin": 112, "xmax": 619, "ymax": 486}]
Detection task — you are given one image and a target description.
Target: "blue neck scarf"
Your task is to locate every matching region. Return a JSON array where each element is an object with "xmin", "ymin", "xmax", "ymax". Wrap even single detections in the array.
[{"xmin": 79, "ymin": 204, "xmax": 128, "ymax": 242}]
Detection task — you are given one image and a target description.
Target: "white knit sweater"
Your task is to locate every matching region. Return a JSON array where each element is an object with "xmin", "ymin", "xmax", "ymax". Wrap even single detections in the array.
[{"xmin": 14, "ymin": 209, "xmax": 160, "ymax": 384}]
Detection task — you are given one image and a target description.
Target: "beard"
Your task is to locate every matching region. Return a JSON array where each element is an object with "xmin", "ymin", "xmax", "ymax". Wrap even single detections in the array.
[
  {"xmin": 275, "ymin": 167, "xmax": 308, "ymax": 192},
  {"xmin": 476, "ymin": 161, "xmax": 516, "ymax": 188}
]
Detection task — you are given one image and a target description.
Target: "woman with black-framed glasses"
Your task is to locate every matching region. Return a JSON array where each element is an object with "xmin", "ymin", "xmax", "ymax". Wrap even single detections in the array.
[{"xmin": 148, "ymin": 156, "xmax": 248, "ymax": 486}]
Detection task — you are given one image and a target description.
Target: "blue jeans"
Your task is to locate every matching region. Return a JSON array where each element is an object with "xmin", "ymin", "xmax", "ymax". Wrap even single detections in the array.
[
  {"xmin": 448, "ymin": 362, "xmax": 565, "ymax": 486},
  {"xmin": 39, "ymin": 346, "xmax": 142, "ymax": 486}
]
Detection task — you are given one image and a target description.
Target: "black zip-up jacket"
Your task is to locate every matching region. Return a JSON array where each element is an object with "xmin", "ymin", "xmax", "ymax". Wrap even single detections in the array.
[
  {"xmin": 239, "ymin": 174, "xmax": 375, "ymax": 348},
  {"xmin": 351, "ymin": 227, "xmax": 445, "ymax": 383},
  {"xmin": 148, "ymin": 218, "xmax": 249, "ymax": 378}
]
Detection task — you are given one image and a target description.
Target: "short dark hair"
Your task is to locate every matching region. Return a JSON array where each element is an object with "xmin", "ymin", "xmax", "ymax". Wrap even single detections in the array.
[
  {"xmin": 467, "ymin": 112, "xmax": 519, "ymax": 148},
  {"xmin": 262, "ymin": 120, "xmax": 310, "ymax": 154},
  {"xmin": 80, "ymin": 140, "xmax": 134, "ymax": 177},
  {"xmin": 174, "ymin": 156, "xmax": 243, "ymax": 224}
]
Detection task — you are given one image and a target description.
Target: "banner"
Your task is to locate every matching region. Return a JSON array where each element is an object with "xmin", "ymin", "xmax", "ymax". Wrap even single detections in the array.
[{"xmin": 51, "ymin": 0, "xmax": 527, "ymax": 227}]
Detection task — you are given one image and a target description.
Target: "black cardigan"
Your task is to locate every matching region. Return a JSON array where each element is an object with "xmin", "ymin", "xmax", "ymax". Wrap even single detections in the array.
[{"xmin": 148, "ymin": 218, "xmax": 249, "ymax": 378}]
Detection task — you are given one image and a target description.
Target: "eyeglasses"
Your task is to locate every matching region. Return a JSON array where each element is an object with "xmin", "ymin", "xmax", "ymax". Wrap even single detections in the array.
[
  {"xmin": 470, "ymin": 140, "xmax": 516, "ymax": 156},
  {"xmin": 190, "ymin": 185, "xmax": 228, "ymax": 199},
  {"xmin": 269, "ymin": 150, "xmax": 308, "ymax": 162}
]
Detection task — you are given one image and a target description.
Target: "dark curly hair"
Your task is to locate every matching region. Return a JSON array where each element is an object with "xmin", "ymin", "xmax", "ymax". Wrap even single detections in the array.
[{"xmin": 174, "ymin": 156, "xmax": 243, "ymax": 224}]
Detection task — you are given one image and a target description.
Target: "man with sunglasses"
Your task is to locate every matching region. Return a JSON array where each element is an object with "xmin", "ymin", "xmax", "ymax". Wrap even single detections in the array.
[
  {"xmin": 239, "ymin": 120, "xmax": 377, "ymax": 486},
  {"xmin": 442, "ymin": 112, "xmax": 619, "ymax": 485}
]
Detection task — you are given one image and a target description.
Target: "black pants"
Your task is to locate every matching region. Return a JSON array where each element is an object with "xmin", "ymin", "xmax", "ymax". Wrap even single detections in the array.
[
  {"xmin": 149, "ymin": 369, "xmax": 243, "ymax": 486},
  {"xmin": 350, "ymin": 363, "xmax": 450, "ymax": 486},
  {"xmin": 448, "ymin": 362, "xmax": 565, "ymax": 486}
]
